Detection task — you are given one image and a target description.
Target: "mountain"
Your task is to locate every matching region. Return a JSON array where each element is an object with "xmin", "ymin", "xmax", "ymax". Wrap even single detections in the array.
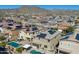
[
  {"xmin": 18, "ymin": 6, "xmax": 49, "ymax": 14},
  {"xmin": 0, "ymin": 6, "xmax": 50, "ymax": 15}
]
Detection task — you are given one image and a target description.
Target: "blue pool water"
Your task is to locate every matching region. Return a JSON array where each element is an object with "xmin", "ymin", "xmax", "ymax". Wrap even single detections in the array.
[
  {"xmin": 76, "ymin": 34, "xmax": 79, "ymax": 40},
  {"xmin": 8, "ymin": 41, "xmax": 20, "ymax": 48},
  {"xmin": 30, "ymin": 50, "xmax": 42, "ymax": 54}
]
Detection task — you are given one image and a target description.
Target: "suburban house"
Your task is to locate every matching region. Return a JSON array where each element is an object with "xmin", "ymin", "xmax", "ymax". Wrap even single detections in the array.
[
  {"xmin": 18, "ymin": 31, "xmax": 33, "ymax": 40},
  {"xmin": 18, "ymin": 29, "xmax": 62, "ymax": 53},
  {"xmin": 57, "ymin": 22, "xmax": 70, "ymax": 30},
  {"xmin": 8, "ymin": 30, "xmax": 19, "ymax": 41},
  {"xmin": 31, "ymin": 29, "xmax": 62, "ymax": 53},
  {"xmin": 58, "ymin": 40, "xmax": 79, "ymax": 54}
]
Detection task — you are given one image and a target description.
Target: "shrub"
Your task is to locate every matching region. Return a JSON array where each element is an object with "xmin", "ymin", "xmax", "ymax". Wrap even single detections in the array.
[
  {"xmin": 0, "ymin": 42, "xmax": 6, "ymax": 47},
  {"xmin": 0, "ymin": 36, "xmax": 6, "ymax": 41},
  {"xmin": 16, "ymin": 47, "xmax": 24, "ymax": 53}
]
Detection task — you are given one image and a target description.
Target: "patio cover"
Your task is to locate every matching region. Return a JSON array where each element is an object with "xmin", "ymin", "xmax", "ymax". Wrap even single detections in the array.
[{"xmin": 23, "ymin": 44, "xmax": 31, "ymax": 49}]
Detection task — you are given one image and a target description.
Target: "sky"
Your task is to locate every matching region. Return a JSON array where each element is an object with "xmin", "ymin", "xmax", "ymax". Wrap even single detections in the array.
[
  {"xmin": 0, "ymin": 5, "xmax": 79, "ymax": 10},
  {"xmin": 37, "ymin": 5, "xmax": 79, "ymax": 10}
]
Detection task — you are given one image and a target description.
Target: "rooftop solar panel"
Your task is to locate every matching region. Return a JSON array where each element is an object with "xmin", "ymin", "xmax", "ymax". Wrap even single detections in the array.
[
  {"xmin": 37, "ymin": 33, "xmax": 47, "ymax": 38},
  {"xmin": 76, "ymin": 34, "xmax": 79, "ymax": 40},
  {"xmin": 48, "ymin": 29, "xmax": 55, "ymax": 35}
]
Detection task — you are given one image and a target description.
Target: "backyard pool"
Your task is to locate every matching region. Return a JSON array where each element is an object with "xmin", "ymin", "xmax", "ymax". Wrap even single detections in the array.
[
  {"xmin": 30, "ymin": 50, "xmax": 42, "ymax": 54},
  {"xmin": 8, "ymin": 41, "xmax": 20, "ymax": 48}
]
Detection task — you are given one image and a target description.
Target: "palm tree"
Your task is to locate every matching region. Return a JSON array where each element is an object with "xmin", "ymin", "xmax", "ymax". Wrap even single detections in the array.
[{"xmin": 66, "ymin": 26, "xmax": 74, "ymax": 33}]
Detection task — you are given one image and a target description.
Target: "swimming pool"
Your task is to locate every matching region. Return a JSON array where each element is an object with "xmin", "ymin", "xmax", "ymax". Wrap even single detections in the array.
[
  {"xmin": 30, "ymin": 50, "xmax": 42, "ymax": 54},
  {"xmin": 8, "ymin": 41, "xmax": 20, "ymax": 48}
]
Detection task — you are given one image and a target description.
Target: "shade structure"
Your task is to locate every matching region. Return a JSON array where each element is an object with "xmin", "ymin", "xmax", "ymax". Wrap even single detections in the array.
[{"xmin": 23, "ymin": 44, "xmax": 31, "ymax": 49}]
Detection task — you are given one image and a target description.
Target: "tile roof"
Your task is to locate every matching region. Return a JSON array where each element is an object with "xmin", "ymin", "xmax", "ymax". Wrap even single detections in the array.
[{"xmin": 10, "ymin": 30, "xmax": 19, "ymax": 36}]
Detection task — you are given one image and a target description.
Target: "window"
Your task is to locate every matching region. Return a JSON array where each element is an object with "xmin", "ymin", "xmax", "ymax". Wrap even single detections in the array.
[
  {"xmin": 27, "ymin": 38, "xmax": 30, "ymax": 41},
  {"xmin": 54, "ymin": 36, "xmax": 57, "ymax": 39},
  {"xmin": 44, "ymin": 45, "xmax": 47, "ymax": 48},
  {"xmin": 40, "ymin": 44, "xmax": 41, "ymax": 47},
  {"xmin": 56, "ymin": 42, "xmax": 59, "ymax": 47},
  {"xmin": 27, "ymin": 37, "xmax": 30, "ymax": 39},
  {"xmin": 33, "ymin": 32, "xmax": 35, "ymax": 34},
  {"xmin": 48, "ymin": 40, "xmax": 50, "ymax": 42},
  {"xmin": 32, "ymin": 43, "xmax": 39, "ymax": 48},
  {"xmin": 31, "ymin": 38, "xmax": 33, "ymax": 41},
  {"xmin": 21, "ymin": 36, "xmax": 23, "ymax": 39}
]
